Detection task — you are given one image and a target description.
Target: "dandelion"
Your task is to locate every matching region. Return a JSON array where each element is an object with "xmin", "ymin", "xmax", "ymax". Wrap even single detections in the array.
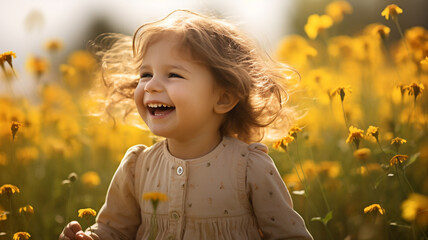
[
  {"xmin": 353, "ymin": 148, "xmax": 371, "ymax": 161},
  {"xmin": 273, "ymin": 135, "xmax": 295, "ymax": 151},
  {"xmin": 44, "ymin": 39, "xmax": 63, "ymax": 52},
  {"xmin": 389, "ymin": 154, "xmax": 408, "ymax": 166},
  {"xmin": 0, "ymin": 209, "xmax": 7, "ymax": 221},
  {"xmin": 78, "ymin": 208, "xmax": 97, "ymax": 218},
  {"xmin": 391, "ymin": 137, "xmax": 407, "ymax": 152},
  {"xmin": 304, "ymin": 14, "xmax": 333, "ymax": 39},
  {"xmin": 330, "ymin": 86, "xmax": 352, "ymax": 102},
  {"xmin": 276, "ymin": 35, "xmax": 317, "ymax": 68},
  {"xmin": 325, "ymin": 1, "xmax": 352, "ymax": 23},
  {"xmin": 60, "ymin": 64, "xmax": 76, "ymax": 77},
  {"xmin": 26, "ymin": 55, "xmax": 49, "ymax": 78},
  {"xmin": 366, "ymin": 126, "xmax": 379, "ymax": 141},
  {"xmin": 13, "ymin": 232, "xmax": 31, "ymax": 240},
  {"xmin": 401, "ymin": 193, "xmax": 428, "ymax": 227},
  {"xmin": 143, "ymin": 192, "xmax": 168, "ymax": 211},
  {"xmin": 370, "ymin": 24, "xmax": 391, "ymax": 40},
  {"xmin": 78, "ymin": 208, "xmax": 97, "ymax": 235},
  {"xmin": 11, "ymin": 121, "xmax": 22, "ymax": 141},
  {"xmin": 18, "ymin": 205, "xmax": 34, "ymax": 215},
  {"xmin": 404, "ymin": 82, "xmax": 425, "ymax": 100},
  {"xmin": 143, "ymin": 192, "xmax": 168, "ymax": 240},
  {"xmin": 67, "ymin": 50, "xmax": 96, "ymax": 72},
  {"xmin": 0, "ymin": 51, "xmax": 16, "ymax": 73},
  {"xmin": 81, "ymin": 171, "xmax": 101, "ymax": 187},
  {"xmin": 288, "ymin": 126, "xmax": 303, "ymax": 138},
  {"xmin": 381, "ymin": 4, "xmax": 403, "ymax": 21},
  {"xmin": 346, "ymin": 126, "xmax": 364, "ymax": 149},
  {"xmin": 364, "ymin": 203, "xmax": 385, "ymax": 215},
  {"xmin": 0, "ymin": 184, "xmax": 20, "ymax": 197}
]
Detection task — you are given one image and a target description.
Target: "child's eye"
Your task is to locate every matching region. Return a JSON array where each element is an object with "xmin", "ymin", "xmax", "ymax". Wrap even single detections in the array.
[
  {"xmin": 140, "ymin": 73, "xmax": 153, "ymax": 79},
  {"xmin": 169, "ymin": 73, "xmax": 184, "ymax": 78}
]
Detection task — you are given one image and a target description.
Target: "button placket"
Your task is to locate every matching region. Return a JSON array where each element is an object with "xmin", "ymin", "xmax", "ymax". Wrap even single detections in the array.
[{"xmin": 168, "ymin": 162, "xmax": 187, "ymax": 239}]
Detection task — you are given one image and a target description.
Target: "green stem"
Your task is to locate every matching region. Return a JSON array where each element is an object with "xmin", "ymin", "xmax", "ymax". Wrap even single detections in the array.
[
  {"xmin": 394, "ymin": 165, "xmax": 407, "ymax": 195},
  {"xmin": 341, "ymin": 100, "xmax": 350, "ymax": 131},
  {"xmin": 376, "ymin": 139, "xmax": 389, "ymax": 162},
  {"xmin": 393, "ymin": 17, "xmax": 412, "ymax": 60}
]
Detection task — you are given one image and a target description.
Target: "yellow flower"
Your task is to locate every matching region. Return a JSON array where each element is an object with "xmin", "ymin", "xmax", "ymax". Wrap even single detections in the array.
[
  {"xmin": 143, "ymin": 192, "xmax": 168, "ymax": 202},
  {"xmin": 404, "ymin": 82, "xmax": 425, "ymax": 99},
  {"xmin": 401, "ymin": 193, "xmax": 428, "ymax": 227},
  {"xmin": 0, "ymin": 184, "xmax": 20, "ymax": 196},
  {"xmin": 381, "ymin": 4, "xmax": 403, "ymax": 21},
  {"xmin": 391, "ymin": 137, "xmax": 407, "ymax": 145},
  {"xmin": 78, "ymin": 208, "xmax": 97, "ymax": 218},
  {"xmin": 11, "ymin": 121, "xmax": 22, "ymax": 141},
  {"xmin": 13, "ymin": 232, "xmax": 31, "ymax": 240},
  {"xmin": 346, "ymin": 126, "xmax": 364, "ymax": 148},
  {"xmin": 325, "ymin": 1, "xmax": 352, "ymax": 23},
  {"xmin": 81, "ymin": 171, "xmax": 101, "ymax": 187},
  {"xmin": 0, "ymin": 51, "xmax": 16, "ymax": 70},
  {"xmin": 304, "ymin": 14, "xmax": 333, "ymax": 39},
  {"xmin": 421, "ymin": 56, "xmax": 428, "ymax": 65},
  {"xmin": 364, "ymin": 203, "xmax": 385, "ymax": 215},
  {"xmin": 369, "ymin": 24, "xmax": 391, "ymax": 40},
  {"xmin": 19, "ymin": 205, "xmax": 34, "ymax": 215},
  {"xmin": 389, "ymin": 154, "xmax": 408, "ymax": 166},
  {"xmin": 276, "ymin": 35, "xmax": 317, "ymax": 69},
  {"xmin": 26, "ymin": 55, "xmax": 49, "ymax": 78},
  {"xmin": 0, "ymin": 209, "xmax": 7, "ymax": 221},
  {"xmin": 67, "ymin": 50, "xmax": 96, "ymax": 72},
  {"xmin": 273, "ymin": 135, "xmax": 295, "ymax": 151},
  {"xmin": 143, "ymin": 192, "xmax": 168, "ymax": 211},
  {"xmin": 353, "ymin": 148, "xmax": 371, "ymax": 161},
  {"xmin": 391, "ymin": 137, "xmax": 407, "ymax": 149},
  {"xmin": 60, "ymin": 64, "xmax": 76, "ymax": 77},
  {"xmin": 44, "ymin": 39, "xmax": 63, "ymax": 52},
  {"xmin": 366, "ymin": 126, "xmax": 380, "ymax": 141},
  {"xmin": 288, "ymin": 126, "xmax": 303, "ymax": 138},
  {"xmin": 330, "ymin": 86, "xmax": 352, "ymax": 102}
]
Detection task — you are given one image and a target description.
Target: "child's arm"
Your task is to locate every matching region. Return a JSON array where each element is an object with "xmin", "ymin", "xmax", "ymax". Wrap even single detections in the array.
[
  {"xmin": 87, "ymin": 145, "xmax": 147, "ymax": 240},
  {"xmin": 247, "ymin": 143, "xmax": 313, "ymax": 240}
]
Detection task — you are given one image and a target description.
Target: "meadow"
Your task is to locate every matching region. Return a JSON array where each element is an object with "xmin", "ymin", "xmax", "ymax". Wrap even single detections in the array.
[{"xmin": 1, "ymin": 2, "xmax": 427, "ymax": 240}]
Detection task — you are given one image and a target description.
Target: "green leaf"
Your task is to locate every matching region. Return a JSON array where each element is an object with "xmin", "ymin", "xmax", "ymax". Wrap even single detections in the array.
[
  {"xmin": 311, "ymin": 211, "xmax": 333, "ymax": 226},
  {"xmin": 323, "ymin": 211, "xmax": 333, "ymax": 225},
  {"xmin": 404, "ymin": 152, "xmax": 420, "ymax": 169}
]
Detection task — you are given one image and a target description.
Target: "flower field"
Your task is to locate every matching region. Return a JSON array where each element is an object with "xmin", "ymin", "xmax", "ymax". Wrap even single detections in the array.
[{"xmin": 1, "ymin": 2, "xmax": 427, "ymax": 240}]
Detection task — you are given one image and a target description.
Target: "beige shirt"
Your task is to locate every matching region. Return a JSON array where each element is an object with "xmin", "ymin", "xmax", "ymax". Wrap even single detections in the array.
[{"xmin": 90, "ymin": 136, "xmax": 312, "ymax": 240}]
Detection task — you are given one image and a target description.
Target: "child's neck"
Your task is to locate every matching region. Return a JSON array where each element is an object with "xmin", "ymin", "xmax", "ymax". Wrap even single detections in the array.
[{"xmin": 166, "ymin": 132, "xmax": 222, "ymax": 160}]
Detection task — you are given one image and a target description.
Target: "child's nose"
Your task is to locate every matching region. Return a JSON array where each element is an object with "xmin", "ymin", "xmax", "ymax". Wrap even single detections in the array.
[{"xmin": 144, "ymin": 76, "xmax": 163, "ymax": 93}]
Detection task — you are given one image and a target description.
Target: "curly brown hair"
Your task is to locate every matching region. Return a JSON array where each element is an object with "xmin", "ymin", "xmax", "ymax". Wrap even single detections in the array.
[{"xmin": 92, "ymin": 10, "xmax": 298, "ymax": 143}]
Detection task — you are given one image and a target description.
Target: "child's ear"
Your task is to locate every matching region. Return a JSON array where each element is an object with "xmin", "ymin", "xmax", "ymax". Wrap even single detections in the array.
[{"xmin": 214, "ymin": 90, "xmax": 239, "ymax": 114}]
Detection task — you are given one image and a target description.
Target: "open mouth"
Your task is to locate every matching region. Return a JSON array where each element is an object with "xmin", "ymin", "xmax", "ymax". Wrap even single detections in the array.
[{"xmin": 147, "ymin": 103, "xmax": 176, "ymax": 116}]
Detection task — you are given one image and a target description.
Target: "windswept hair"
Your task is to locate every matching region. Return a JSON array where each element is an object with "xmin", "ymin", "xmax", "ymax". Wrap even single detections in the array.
[{"xmin": 92, "ymin": 9, "xmax": 299, "ymax": 143}]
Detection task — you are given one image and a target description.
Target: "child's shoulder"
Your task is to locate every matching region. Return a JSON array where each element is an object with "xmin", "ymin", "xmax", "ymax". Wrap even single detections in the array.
[
  {"xmin": 226, "ymin": 136, "xmax": 269, "ymax": 157},
  {"xmin": 121, "ymin": 140, "xmax": 164, "ymax": 163}
]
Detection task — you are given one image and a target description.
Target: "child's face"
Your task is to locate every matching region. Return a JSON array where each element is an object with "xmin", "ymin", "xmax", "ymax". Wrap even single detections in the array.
[{"xmin": 134, "ymin": 35, "xmax": 223, "ymax": 141}]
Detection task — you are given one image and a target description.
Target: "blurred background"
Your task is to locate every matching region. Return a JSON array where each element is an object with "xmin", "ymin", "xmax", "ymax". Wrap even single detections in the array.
[{"xmin": 1, "ymin": 0, "xmax": 427, "ymax": 239}]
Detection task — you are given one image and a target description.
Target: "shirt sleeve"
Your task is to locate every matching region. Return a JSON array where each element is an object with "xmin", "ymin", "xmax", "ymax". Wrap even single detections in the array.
[
  {"xmin": 246, "ymin": 143, "xmax": 313, "ymax": 240},
  {"xmin": 88, "ymin": 144, "xmax": 147, "ymax": 240}
]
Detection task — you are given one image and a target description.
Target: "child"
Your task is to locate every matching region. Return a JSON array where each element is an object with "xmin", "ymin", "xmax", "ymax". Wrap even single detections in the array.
[{"xmin": 60, "ymin": 10, "xmax": 312, "ymax": 240}]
